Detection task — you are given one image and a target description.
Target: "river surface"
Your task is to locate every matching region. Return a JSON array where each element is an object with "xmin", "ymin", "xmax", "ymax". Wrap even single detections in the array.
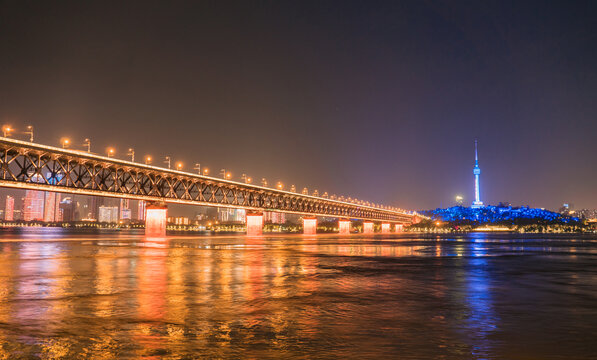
[{"xmin": 0, "ymin": 229, "xmax": 596, "ymax": 359}]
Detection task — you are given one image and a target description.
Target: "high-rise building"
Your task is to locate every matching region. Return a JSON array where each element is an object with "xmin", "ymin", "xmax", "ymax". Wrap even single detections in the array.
[
  {"xmin": 59, "ymin": 197, "xmax": 76, "ymax": 222},
  {"xmin": 120, "ymin": 199, "xmax": 130, "ymax": 220},
  {"xmin": 23, "ymin": 190, "xmax": 45, "ymax": 221},
  {"xmin": 5, "ymin": 195, "xmax": 14, "ymax": 221},
  {"xmin": 98, "ymin": 206, "xmax": 119, "ymax": 223},
  {"xmin": 471, "ymin": 140, "xmax": 484, "ymax": 208},
  {"xmin": 217, "ymin": 208, "xmax": 246, "ymax": 222},
  {"xmin": 138, "ymin": 200, "xmax": 146, "ymax": 221},
  {"xmin": 264, "ymin": 211, "xmax": 286, "ymax": 224},
  {"xmin": 43, "ymin": 192, "xmax": 62, "ymax": 222}
]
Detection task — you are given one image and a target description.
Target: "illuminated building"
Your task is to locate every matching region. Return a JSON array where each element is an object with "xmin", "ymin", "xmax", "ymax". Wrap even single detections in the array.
[
  {"xmin": 264, "ymin": 211, "xmax": 286, "ymax": 224},
  {"xmin": 23, "ymin": 190, "xmax": 45, "ymax": 221},
  {"xmin": 98, "ymin": 206, "xmax": 119, "ymax": 223},
  {"xmin": 120, "ymin": 198, "xmax": 130, "ymax": 220},
  {"xmin": 471, "ymin": 140, "xmax": 484, "ymax": 208},
  {"xmin": 59, "ymin": 197, "xmax": 76, "ymax": 222},
  {"xmin": 138, "ymin": 200, "xmax": 146, "ymax": 220},
  {"xmin": 218, "ymin": 208, "xmax": 246, "ymax": 222},
  {"xmin": 4, "ymin": 195, "xmax": 14, "ymax": 221},
  {"xmin": 43, "ymin": 192, "xmax": 62, "ymax": 222}
]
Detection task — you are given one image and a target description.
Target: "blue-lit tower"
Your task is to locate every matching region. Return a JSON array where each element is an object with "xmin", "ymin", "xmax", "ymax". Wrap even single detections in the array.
[{"xmin": 471, "ymin": 140, "xmax": 484, "ymax": 208}]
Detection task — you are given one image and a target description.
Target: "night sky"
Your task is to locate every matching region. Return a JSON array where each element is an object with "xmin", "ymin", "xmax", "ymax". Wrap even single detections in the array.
[{"xmin": 1, "ymin": 1, "xmax": 596, "ymax": 211}]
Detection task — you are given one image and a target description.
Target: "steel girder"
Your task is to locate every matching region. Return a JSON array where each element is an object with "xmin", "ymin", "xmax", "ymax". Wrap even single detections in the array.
[{"xmin": 0, "ymin": 138, "xmax": 414, "ymax": 223}]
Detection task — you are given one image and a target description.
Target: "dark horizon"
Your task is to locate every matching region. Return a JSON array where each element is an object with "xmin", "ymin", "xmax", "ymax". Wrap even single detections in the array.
[{"xmin": 1, "ymin": 1, "xmax": 596, "ymax": 210}]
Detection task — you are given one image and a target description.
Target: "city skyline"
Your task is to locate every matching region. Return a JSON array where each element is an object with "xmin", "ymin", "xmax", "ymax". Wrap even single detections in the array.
[{"xmin": 1, "ymin": 2, "xmax": 596, "ymax": 210}]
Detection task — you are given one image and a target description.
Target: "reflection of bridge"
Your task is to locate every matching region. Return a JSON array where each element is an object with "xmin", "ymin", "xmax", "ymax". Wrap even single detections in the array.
[{"xmin": 0, "ymin": 137, "xmax": 419, "ymax": 235}]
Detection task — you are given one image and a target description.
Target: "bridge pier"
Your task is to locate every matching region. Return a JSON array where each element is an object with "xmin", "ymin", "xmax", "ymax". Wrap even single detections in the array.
[
  {"xmin": 394, "ymin": 224, "xmax": 404, "ymax": 232},
  {"xmin": 381, "ymin": 223, "xmax": 390, "ymax": 233},
  {"xmin": 363, "ymin": 221, "xmax": 374, "ymax": 234},
  {"xmin": 246, "ymin": 212, "xmax": 264, "ymax": 236},
  {"xmin": 302, "ymin": 217, "xmax": 317, "ymax": 235},
  {"xmin": 145, "ymin": 203, "xmax": 167, "ymax": 237},
  {"xmin": 338, "ymin": 219, "xmax": 351, "ymax": 234}
]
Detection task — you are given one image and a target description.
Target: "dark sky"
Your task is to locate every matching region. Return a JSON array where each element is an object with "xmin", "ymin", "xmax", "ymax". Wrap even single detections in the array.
[{"xmin": 1, "ymin": 1, "xmax": 596, "ymax": 211}]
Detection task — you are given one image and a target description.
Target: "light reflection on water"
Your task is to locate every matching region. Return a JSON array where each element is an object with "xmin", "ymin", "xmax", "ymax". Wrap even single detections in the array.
[{"xmin": 0, "ymin": 229, "xmax": 596, "ymax": 358}]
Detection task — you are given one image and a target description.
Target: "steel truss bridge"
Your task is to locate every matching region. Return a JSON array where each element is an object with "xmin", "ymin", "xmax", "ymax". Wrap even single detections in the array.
[{"xmin": 0, "ymin": 137, "xmax": 416, "ymax": 224}]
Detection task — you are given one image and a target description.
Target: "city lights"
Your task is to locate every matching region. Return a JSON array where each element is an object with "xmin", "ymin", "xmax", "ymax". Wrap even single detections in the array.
[
  {"xmin": 106, "ymin": 147, "xmax": 115, "ymax": 157},
  {"xmin": 62, "ymin": 138, "xmax": 70, "ymax": 149}
]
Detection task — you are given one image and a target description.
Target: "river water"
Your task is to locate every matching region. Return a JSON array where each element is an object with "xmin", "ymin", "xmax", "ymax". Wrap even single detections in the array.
[{"xmin": 0, "ymin": 229, "xmax": 595, "ymax": 359}]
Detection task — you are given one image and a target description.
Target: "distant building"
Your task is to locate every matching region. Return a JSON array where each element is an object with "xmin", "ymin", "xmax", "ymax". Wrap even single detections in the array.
[
  {"xmin": 120, "ymin": 199, "xmax": 130, "ymax": 220},
  {"xmin": 98, "ymin": 206, "xmax": 119, "ymax": 223},
  {"xmin": 59, "ymin": 197, "xmax": 76, "ymax": 222},
  {"xmin": 23, "ymin": 190, "xmax": 45, "ymax": 221},
  {"xmin": 264, "ymin": 211, "xmax": 286, "ymax": 224},
  {"xmin": 138, "ymin": 200, "xmax": 146, "ymax": 221},
  {"xmin": 471, "ymin": 140, "xmax": 484, "ymax": 208},
  {"xmin": 43, "ymin": 192, "xmax": 62, "ymax": 222},
  {"xmin": 217, "ymin": 208, "xmax": 246, "ymax": 222},
  {"xmin": 4, "ymin": 195, "xmax": 14, "ymax": 221},
  {"xmin": 168, "ymin": 216, "xmax": 190, "ymax": 225}
]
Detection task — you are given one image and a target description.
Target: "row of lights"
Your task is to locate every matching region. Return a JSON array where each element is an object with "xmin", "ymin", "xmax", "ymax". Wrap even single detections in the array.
[{"xmin": 2, "ymin": 124, "xmax": 410, "ymax": 213}]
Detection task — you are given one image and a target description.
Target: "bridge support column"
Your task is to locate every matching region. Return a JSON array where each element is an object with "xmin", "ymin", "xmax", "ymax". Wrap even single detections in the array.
[
  {"xmin": 338, "ymin": 219, "xmax": 351, "ymax": 234},
  {"xmin": 363, "ymin": 221, "xmax": 374, "ymax": 234},
  {"xmin": 381, "ymin": 223, "xmax": 390, "ymax": 233},
  {"xmin": 145, "ymin": 203, "xmax": 167, "ymax": 237},
  {"xmin": 246, "ymin": 212, "xmax": 264, "ymax": 236},
  {"xmin": 394, "ymin": 224, "xmax": 404, "ymax": 232},
  {"xmin": 302, "ymin": 217, "xmax": 317, "ymax": 235}
]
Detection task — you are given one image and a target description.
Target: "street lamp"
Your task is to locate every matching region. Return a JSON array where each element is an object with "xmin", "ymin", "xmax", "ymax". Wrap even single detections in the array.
[
  {"xmin": 164, "ymin": 156, "xmax": 171, "ymax": 169},
  {"xmin": 2, "ymin": 125, "xmax": 13, "ymax": 137},
  {"xmin": 145, "ymin": 156, "xmax": 152, "ymax": 165},
  {"xmin": 194, "ymin": 163, "xmax": 201, "ymax": 175},
  {"xmin": 25, "ymin": 126, "xmax": 33, "ymax": 142},
  {"xmin": 62, "ymin": 138, "xmax": 70, "ymax": 149},
  {"xmin": 276, "ymin": 182, "xmax": 284, "ymax": 190},
  {"xmin": 106, "ymin": 147, "xmax": 115, "ymax": 157},
  {"xmin": 226, "ymin": 172, "xmax": 231, "ymax": 180},
  {"xmin": 261, "ymin": 178, "xmax": 268, "ymax": 187},
  {"xmin": 84, "ymin": 138, "xmax": 91, "ymax": 152},
  {"xmin": 176, "ymin": 162, "xmax": 183, "ymax": 171},
  {"xmin": 127, "ymin": 148, "xmax": 135, "ymax": 162},
  {"xmin": 202, "ymin": 168, "xmax": 209, "ymax": 176}
]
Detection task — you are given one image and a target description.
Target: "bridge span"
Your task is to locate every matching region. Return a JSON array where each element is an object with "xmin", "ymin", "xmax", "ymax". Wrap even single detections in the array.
[{"xmin": 0, "ymin": 137, "xmax": 419, "ymax": 235}]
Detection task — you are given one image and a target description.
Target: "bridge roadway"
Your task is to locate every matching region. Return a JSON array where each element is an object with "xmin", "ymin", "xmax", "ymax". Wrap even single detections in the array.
[{"xmin": 0, "ymin": 137, "xmax": 417, "ymax": 234}]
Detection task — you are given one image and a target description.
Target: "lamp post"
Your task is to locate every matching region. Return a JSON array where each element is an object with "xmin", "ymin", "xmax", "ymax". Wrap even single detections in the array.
[
  {"xmin": 25, "ymin": 126, "xmax": 33, "ymax": 142},
  {"xmin": 145, "ymin": 156, "xmax": 152, "ymax": 165},
  {"xmin": 127, "ymin": 148, "xmax": 135, "ymax": 162},
  {"xmin": 84, "ymin": 138, "xmax": 91, "ymax": 152},
  {"xmin": 2, "ymin": 125, "xmax": 13, "ymax": 137},
  {"xmin": 164, "ymin": 156, "xmax": 171, "ymax": 169},
  {"xmin": 106, "ymin": 147, "xmax": 115, "ymax": 157},
  {"xmin": 62, "ymin": 138, "xmax": 70, "ymax": 149}
]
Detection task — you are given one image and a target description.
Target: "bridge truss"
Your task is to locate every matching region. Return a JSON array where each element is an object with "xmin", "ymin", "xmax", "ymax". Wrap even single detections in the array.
[{"xmin": 0, "ymin": 138, "xmax": 414, "ymax": 223}]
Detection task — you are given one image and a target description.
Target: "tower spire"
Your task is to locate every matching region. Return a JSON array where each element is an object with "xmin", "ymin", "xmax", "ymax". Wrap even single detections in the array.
[{"xmin": 472, "ymin": 139, "xmax": 483, "ymax": 208}]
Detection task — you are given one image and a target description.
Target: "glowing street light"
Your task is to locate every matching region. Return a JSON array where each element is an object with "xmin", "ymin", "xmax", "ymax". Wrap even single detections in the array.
[
  {"xmin": 145, "ymin": 155, "xmax": 152, "ymax": 165},
  {"xmin": 194, "ymin": 163, "xmax": 201, "ymax": 175},
  {"xmin": 176, "ymin": 162, "xmax": 183, "ymax": 171},
  {"xmin": 84, "ymin": 138, "xmax": 91, "ymax": 152},
  {"xmin": 2, "ymin": 125, "xmax": 13, "ymax": 137},
  {"xmin": 164, "ymin": 156, "xmax": 171, "ymax": 169},
  {"xmin": 261, "ymin": 178, "xmax": 268, "ymax": 187},
  {"xmin": 226, "ymin": 172, "xmax": 231, "ymax": 180},
  {"xmin": 127, "ymin": 148, "xmax": 135, "ymax": 162},
  {"xmin": 276, "ymin": 182, "xmax": 284, "ymax": 190},
  {"xmin": 62, "ymin": 138, "xmax": 70, "ymax": 149},
  {"xmin": 106, "ymin": 147, "xmax": 115, "ymax": 157},
  {"xmin": 202, "ymin": 168, "xmax": 209, "ymax": 176}
]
